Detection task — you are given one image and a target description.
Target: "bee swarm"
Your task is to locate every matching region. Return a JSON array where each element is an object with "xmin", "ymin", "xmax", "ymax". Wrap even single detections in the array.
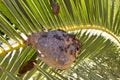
[{"xmin": 25, "ymin": 30, "xmax": 81, "ymax": 70}]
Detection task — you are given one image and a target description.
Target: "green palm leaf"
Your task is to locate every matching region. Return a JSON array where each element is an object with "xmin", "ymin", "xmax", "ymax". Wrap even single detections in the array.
[{"xmin": 0, "ymin": 0, "xmax": 120, "ymax": 80}]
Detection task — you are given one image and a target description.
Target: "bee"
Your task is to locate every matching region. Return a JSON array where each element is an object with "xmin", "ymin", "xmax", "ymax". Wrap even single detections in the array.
[
  {"xmin": 51, "ymin": 1, "xmax": 60, "ymax": 15},
  {"xmin": 25, "ymin": 30, "xmax": 81, "ymax": 70},
  {"xmin": 0, "ymin": 66, "xmax": 4, "ymax": 70},
  {"xmin": 18, "ymin": 60, "xmax": 36, "ymax": 75}
]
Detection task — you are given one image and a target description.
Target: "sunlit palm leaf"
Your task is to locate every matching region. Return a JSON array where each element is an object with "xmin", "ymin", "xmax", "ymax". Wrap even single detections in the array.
[{"xmin": 0, "ymin": 0, "xmax": 120, "ymax": 80}]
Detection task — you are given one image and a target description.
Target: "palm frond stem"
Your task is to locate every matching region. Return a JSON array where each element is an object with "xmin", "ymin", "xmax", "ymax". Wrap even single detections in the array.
[{"xmin": 0, "ymin": 24, "xmax": 120, "ymax": 55}]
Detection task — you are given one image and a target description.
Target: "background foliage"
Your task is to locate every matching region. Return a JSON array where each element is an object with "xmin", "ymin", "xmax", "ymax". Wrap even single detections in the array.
[{"xmin": 0, "ymin": 0, "xmax": 120, "ymax": 80}]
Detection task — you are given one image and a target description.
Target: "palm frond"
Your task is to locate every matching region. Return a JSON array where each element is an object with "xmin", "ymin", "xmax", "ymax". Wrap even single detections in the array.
[
  {"xmin": 1, "ymin": 30, "xmax": 120, "ymax": 79},
  {"xmin": 0, "ymin": 0, "xmax": 120, "ymax": 79}
]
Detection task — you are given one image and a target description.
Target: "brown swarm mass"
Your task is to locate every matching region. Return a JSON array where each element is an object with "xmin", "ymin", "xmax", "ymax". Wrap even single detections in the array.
[{"xmin": 25, "ymin": 30, "xmax": 81, "ymax": 70}]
